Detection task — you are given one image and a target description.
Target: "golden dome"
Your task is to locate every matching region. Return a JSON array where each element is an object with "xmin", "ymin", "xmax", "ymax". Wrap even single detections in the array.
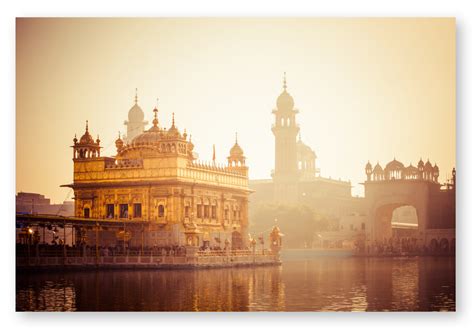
[
  {"xmin": 79, "ymin": 121, "xmax": 95, "ymax": 144},
  {"xmin": 230, "ymin": 142, "xmax": 244, "ymax": 156},
  {"xmin": 230, "ymin": 135, "xmax": 244, "ymax": 157},
  {"xmin": 115, "ymin": 132, "xmax": 124, "ymax": 148},
  {"xmin": 131, "ymin": 127, "xmax": 163, "ymax": 146}
]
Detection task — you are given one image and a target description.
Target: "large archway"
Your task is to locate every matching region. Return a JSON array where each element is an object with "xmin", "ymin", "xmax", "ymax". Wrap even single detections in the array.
[{"xmin": 373, "ymin": 204, "xmax": 420, "ymax": 254}]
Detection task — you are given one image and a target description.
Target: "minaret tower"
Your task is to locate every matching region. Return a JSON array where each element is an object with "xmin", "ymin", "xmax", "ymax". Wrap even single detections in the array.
[
  {"xmin": 271, "ymin": 73, "xmax": 300, "ymax": 202},
  {"xmin": 124, "ymin": 88, "xmax": 148, "ymax": 143}
]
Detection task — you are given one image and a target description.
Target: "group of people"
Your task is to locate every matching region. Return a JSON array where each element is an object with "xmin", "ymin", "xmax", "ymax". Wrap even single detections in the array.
[{"xmin": 363, "ymin": 238, "xmax": 450, "ymax": 256}]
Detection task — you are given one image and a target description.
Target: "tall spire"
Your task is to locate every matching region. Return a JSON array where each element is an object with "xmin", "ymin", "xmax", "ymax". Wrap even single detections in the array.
[
  {"xmin": 85, "ymin": 120, "xmax": 89, "ymax": 132},
  {"xmin": 283, "ymin": 72, "xmax": 287, "ymax": 91},
  {"xmin": 172, "ymin": 112, "xmax": 175, "ymax": 127},
  {"xmin": 152, "ymin": 98, "xmax": 159, "ymax": 127},
  {"xmin": 212, "ymin": 144, "xmax": 216, "ymax": 162},
  {"xmin": 134, "ymin": 88, "xmax": 138, "ymax": 104}
]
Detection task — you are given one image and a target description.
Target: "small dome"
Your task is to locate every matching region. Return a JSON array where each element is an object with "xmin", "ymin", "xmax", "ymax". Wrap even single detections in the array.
[
  {"xmin": 417, "ymin": 158, "xmax": 424, "ymax": 169},
  {"xmin": 115, "ymin": 134, "xmax": 124, "ymax": 148},
  {"xmin": 132, "ymin": 127, "xmax": 163, "ymax": 146},
  {"xmin": 128, "ymin": 89, "xmax": 145, "ymax": 122},
  {"xmin": 128, "ymin": 103, "xmax": 145, "ymax": 122},
  {"xmin": 425, "ymin": 159, "xmax": 433, "ymax": 170},
  {"xmin": 433, "ymin": 164, "xmax": 440, "ymax": 178},
  {"xmin": 80, "ymin": 132, "xmax": 94, "ymax": 144},
  {"xmin": 297, "ymin": 139, "xmax": 314, "ymax": 155},
  {"xmin": 276, "ymin": 73, "xmax": 295, "ymax": 111},
  {"xmin": 167, "ymin": 113, "xmax": 180, "ymax": 136},
  {"xmin": 276, "ymin": 90, "xmax": 294, "ymax": 111},
  {"xmin": 230, "ymin": 142, "xmax": 244, "ymax": 156},
  {"xmin": 79, "ymin": 121, "xmax": 95, "ymax": 144},
  {"xmin": 404, "ymin": 163, "xmax": 418, "ymax": 175},
  {"xmin": 386, "ymin": 158, "xmax": 404, "ymax": 171},
  {"xmin": 373, "ymin": 162, "xmax": 383, "ymax": 173}
]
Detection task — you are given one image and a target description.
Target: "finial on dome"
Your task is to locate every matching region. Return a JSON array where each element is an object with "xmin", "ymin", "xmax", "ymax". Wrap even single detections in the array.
[
  {"xmin": 152, "ymin": 99, "xmax": 159, "ymax": 127},
  {"xmin": 86, "ymin": 120, "xmax": 89, "ymax": 132},
  {"xmin": 118, "ymin": 131, "xmax": 121, "ymax": 139},
  {"xmin": 283, "ymin": 72, "xmax": 287, "ymax": 91},
  {"xmin": 134, "ymin": 88, "xmax": 138, "ymax": 104},
  {"xmin": 172, "ymin": 112, "xmax": 175, "ymax": 127},
  {"xmin": 235, "ymin": 132, "xmax": 238, "ymax": 144}
]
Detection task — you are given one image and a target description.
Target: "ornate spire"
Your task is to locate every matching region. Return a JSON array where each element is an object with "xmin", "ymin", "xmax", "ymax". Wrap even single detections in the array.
[
  {"xmin": 212, "ymin": 144, "xmax": 216, "ymax": 162},
  {"xmin": 172, "ymin": 112, "xmax": 175, "ymax": 127},
  {"xmin": 152, "ymin": 98, "xmax": 159, "ymax": 127},
  {"xmin": 283, "ymin": 72, "xmax": 287, "ymax": 91},
  {"xmin": 134, "ymin": 88, "xmax": 138, "ymax": 104},
  {"xmin": 235, "ymin": 132, "xmax": 238, "ymax": 144},
  {"xmin": 85, "ymin": 120, "xmax": 89, "ymax": 132}
]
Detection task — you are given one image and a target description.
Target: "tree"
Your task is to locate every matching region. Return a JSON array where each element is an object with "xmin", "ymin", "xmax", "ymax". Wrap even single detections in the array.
[{"xmin": 249, "ymin": 202, "xmax": 330, "ymax": 249}]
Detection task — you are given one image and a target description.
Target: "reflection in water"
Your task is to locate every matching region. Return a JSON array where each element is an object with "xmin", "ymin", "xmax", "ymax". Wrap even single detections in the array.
[{"xmin": 16, "ymin": 257, "xmax": 455, "ymax": 311}]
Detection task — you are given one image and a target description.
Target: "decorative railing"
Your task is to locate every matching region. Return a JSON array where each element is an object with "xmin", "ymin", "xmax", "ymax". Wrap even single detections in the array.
[{"xmin": 105, "ymin": 159, "xmax": 143, "ymax": 169}]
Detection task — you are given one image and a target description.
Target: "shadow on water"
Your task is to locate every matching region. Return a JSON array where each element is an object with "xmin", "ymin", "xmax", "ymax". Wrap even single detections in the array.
[{"xmin": 16, "ymin": 251, "xmax": 455, "ymax": 312}]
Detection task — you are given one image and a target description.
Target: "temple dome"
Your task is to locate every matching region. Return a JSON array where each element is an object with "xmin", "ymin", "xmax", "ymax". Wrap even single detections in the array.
[
  {"xmin": 230, "ymin": 142, "xmax": 244, "ymax": 156},
  {"xmin": 425, "ymin": 159, "xmax": 433, "ymax": 170},
  {"xmin": 276, "ymin": 90, "xmax": 294, "ymax": 111},
  {"xmin": 386, "ymin": 158, "xmax": 404, "ymax": 171},
  {"xmin": 131, "ymin": 126, "xmax": 163, "ymax": 146},
  {"xmin": 128, "ymin": 103, "xmax": 145, "ymax": 122},
  {"xmin": 80, "ymin": 131, "xmax": 94, "ymax": 144},
  {"xmin": 79, "ymin": 121, "xmax": 95, "ymax": 144},
  {"xmin": 373, "ymin": 162, "xmax": 383, "ymax": 173}
]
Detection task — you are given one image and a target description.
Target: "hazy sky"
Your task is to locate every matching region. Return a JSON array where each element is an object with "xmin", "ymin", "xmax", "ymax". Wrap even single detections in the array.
[{"xmin": 16, "ymin": 18, "xmax": 455, "ymax": 203}]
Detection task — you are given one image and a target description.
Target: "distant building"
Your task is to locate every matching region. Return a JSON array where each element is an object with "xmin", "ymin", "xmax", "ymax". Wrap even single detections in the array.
[
  {"xmin": 123, "ymin": 89, "xmax": 148, "ymax": 143},
  {"xmin": 250, "ymin": 74, "xmax": 361, "ymax": 218},
  {"xmin": 16, "ymin": 192, "xmax": 74, "ymax": 216}
]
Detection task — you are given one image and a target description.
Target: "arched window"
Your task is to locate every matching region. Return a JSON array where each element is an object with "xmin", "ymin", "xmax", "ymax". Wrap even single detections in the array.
[
  {"xmin": 281, "ymin": 117, "xmax": 284, "ymax": 126},
  {"xmin": 287, "ymin": 117, "xmax": 290, "ymax": 126},
  {"xmin": 158, "ymin": 205, "xmax": 165, "ymax": 217}
]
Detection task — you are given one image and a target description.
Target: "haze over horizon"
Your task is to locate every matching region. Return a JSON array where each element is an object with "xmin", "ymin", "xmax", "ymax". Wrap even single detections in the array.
[{"xmin": 16, "ymin": 18, "xmax": 455, "ymax": 203}]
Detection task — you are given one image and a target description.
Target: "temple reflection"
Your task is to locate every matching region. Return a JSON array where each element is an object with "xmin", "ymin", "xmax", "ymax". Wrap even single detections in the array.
[{"xmin": 16, "ymin": 257, "xmax": 455, "ymax": 311}]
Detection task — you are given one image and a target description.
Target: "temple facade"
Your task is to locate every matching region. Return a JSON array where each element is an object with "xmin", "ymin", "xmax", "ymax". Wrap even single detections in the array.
[{"xmin": 63, "ymin": 98, "xmax": 251, "ymax": 249}]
